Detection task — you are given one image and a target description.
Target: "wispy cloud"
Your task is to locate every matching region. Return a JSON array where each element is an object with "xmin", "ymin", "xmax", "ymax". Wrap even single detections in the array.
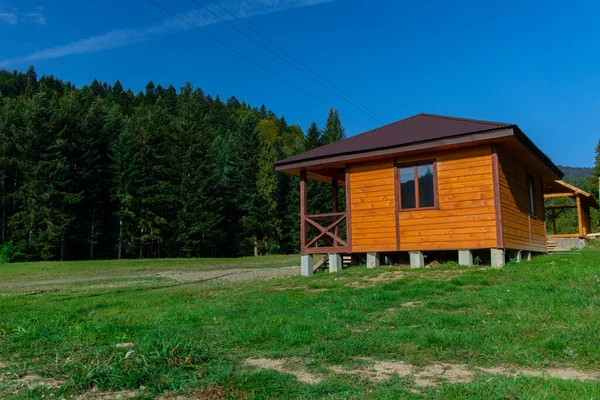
[
  {"xmin": 0, "ymin": 0, "xmax": 332, "ymax": 68},
  {"xmin": 0, "ymin": 11, "xmax": 17, "ymax": 25},
  {"xmin": 0, "ymin": 6, "xmax": 46, "ymax": 26},
  {"xmin": 24, "ymin": 7, "xmax": 46, "ymax": 25}
]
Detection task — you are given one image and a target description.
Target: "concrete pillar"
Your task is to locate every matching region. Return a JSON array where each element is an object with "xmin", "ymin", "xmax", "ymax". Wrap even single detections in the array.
[
  {"xmin": 458, "ymin": 250, "xmax": 473, "ymax": 267},
  {"xmin": 490, "ymin": 248, "xmax": 505, "ymax": 268},
  {"xmin": 523, "ymin": 251, "xmax": 532, "ymax": 261},
  {"xmin": 328, "ymin": 253, "xmax": 342, "ymax": 273},
  {"xmin": 409, "ymin": 251, "xmax": 425, "ymax": 268},
  {"xmin": 301, "ymin": 254, "xmax": 314, "ymax": 276},
  {"xmin": 366, "ymin": 252, "xmax": 379, "ymax": 269},
  {"xmin": 515, "ymin": 250, "xmax": 522, "ymax": 263}
]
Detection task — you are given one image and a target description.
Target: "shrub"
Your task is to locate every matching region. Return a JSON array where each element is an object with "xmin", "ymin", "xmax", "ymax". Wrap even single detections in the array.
[{"xmin": 0, "ymin": 241, "xmax": 16, "ymax": 263}]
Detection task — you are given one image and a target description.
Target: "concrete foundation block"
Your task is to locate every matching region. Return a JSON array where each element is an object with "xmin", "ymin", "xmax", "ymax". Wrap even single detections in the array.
[
  {"xmin": 491, "ymin": 248, "xmax": 505, "ymax": 268},
  {"xmin": 328, "ymin": 253, "xmax": 342, "ymax": 273},
  {"xmin": 409, "ymin": 251, "xmax": 424, "ymax": 268},
  {"xmin": 515, "ymin": 250, "xmax": 522, "ymax": 263},
  {"xmin": 366, "ymin": 252, "xmax": 379, "ymax": 269},
  {"xmin": 458, "ymin": 250, "xmax": 473, "ymax": 267},
  {"xmin": 523, "ymin": 251, "xmax": 532, "ymax": 261},
  {"xmin": 301, "ymin": 254, "xmax": 314, "ymax": 276}
]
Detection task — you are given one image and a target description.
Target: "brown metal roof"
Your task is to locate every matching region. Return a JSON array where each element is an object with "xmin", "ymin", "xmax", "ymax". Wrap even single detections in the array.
[
  {"xmin": 275, "ymin": 113, "xmax": 563, "ymax": 179},
  {"xmin": 276, "ymin": 113, "xmax": 514, "ymax": 166}
]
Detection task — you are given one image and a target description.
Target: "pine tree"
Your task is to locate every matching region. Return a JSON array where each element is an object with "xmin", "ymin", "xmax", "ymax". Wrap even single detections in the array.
[
  {"xmin": 591, "ymin": 139, "xmax": 600, "ymax": 201},
  {"xmin": 144, "ymin": 81, "xmax": 156, "ymax": 105},
  {"xmin": 322, "ymin": 108, "xmax": 346, "ymax": 144},
  {"xmin": 227, "ymin": 114, "xmax": 263, "ymax": 255},
  {"xmin": 168, "ymin": 87, "xmax": 221, "ymax": 256},
  {"xmin": 256, "ymin": 120, "xmax": 280, "ymax": 253},
  {"xmin": 110, "ymin": 128, "xmax": 143, "ymax": 259},
  {"xmin": 304, "ymin": 122, "xmax": 322, "ymax": 150}
]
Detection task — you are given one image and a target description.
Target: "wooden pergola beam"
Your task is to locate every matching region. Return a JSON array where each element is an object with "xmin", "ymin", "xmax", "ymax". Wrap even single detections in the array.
[{"xmin": 544, "ymin": 193, "xmax": 575, "ymax": 199}]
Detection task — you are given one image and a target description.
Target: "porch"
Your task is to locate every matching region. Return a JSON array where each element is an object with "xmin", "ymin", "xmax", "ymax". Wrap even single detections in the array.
[{"xmin": 299, "ymin": 169, "xmax": 351, "ymax": 259}]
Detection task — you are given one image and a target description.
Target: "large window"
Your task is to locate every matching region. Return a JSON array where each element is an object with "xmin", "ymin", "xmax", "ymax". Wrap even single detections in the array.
[
  {"xmin": 398, "ymin": 162, "xmax": 437, "ymax": 210},
  {"xmin": 527, "ymin": 174, "xmax": 536, "ymax": 216}
]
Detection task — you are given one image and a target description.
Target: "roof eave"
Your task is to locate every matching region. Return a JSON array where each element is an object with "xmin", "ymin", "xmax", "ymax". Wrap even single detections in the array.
[
  {"xmin": 512, "ymin": 127, "xmax": 564, "ymax": 179},
  {"xmin": 275, "ymin": 127, "xmax": 515, "ymax": 172}
]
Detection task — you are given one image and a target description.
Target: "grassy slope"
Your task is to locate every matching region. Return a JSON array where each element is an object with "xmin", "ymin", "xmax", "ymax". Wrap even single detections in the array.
[{"xmin": 1, "ymin": 248, "xmax": 600, "ymax": 399}]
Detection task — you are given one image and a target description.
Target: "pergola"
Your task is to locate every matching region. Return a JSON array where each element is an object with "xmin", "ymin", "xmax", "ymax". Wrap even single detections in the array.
[{"xmin": 543, "ymin": 180, "xmax": 598, "ymax": 238}]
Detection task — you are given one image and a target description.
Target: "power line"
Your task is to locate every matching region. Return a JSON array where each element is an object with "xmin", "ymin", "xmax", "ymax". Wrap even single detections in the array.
[
  {"xmin": 192, "ymin": 0, "xmax": 387, "ymax": 125},
  {"xmin": 208, "ymin": 0, "xmax": 389, "ymax": 125},
  {"xmin": 147, "ymin": 0, "xmax": 372, "ymax": 130}
]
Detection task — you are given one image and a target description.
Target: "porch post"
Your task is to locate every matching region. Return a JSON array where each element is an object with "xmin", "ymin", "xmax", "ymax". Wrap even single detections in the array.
[
  {"xmin": 300, "ymin": 170, "xmax": 307, "ymax": 252},
  {"xmin": 332, "ymin": 178, "xmax": 339, "ymax": 242},
  {"xmin": 576, "ymin": 195, "xmax": 583, "ymax": 237}
]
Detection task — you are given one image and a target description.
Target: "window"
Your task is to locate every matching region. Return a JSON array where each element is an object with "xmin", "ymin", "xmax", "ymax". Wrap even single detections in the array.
[
  {"xmin": 398, "ymin": 162, "xmax": 437, "ymax": 210},
  {"xmin": 527, "ymin": 174, "xmax": 536, "ymax": 216}
]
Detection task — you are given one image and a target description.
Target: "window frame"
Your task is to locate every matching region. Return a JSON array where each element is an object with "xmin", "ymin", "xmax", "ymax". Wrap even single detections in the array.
[
  {"xmin": 527, "ymin": 173, "xmax": 536, "ymax": 217},
  {"xmin": 395, "ymin": 159, "xmax": 439, "ymax": 211}
]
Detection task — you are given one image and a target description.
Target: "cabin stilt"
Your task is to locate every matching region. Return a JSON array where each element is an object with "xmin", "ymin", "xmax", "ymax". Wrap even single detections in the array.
[
  {"xmin": 491, "ymin": 248, "xmax": 505, "ymax": 268},
  {"xmin": 458, "ymin": 250, "xmax": 473, "ymax": 267},
  {"xmin": 409, "ymin": 251, "xmax": 425, "ymax": 268},
  {"xmin": 328, "ymin": 253, "xmax": 342, "ymax": 273},
  {"xmin": 301, "ymin": 254, "xmax": 314, "ymax": 276},
  {"xmin": 366, "ymin": 252, "xmax": 379, "ymax": 268}
]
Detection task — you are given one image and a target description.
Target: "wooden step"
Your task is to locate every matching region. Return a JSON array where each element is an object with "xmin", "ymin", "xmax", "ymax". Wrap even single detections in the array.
[{"xmin": 313, "ymin": 255, "xmax": 329, "ymax": 272}]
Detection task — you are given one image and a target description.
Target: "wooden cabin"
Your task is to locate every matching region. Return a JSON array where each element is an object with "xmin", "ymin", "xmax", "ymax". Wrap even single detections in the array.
[{"xmin": 274, "ymin": 113, "xmax": 563, "ymax": 275}]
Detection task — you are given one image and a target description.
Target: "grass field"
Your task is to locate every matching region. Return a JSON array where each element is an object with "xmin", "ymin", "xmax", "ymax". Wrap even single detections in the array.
[{"xmin": 1, "ymin": 248, "xmax": 600, "ymax": 399}]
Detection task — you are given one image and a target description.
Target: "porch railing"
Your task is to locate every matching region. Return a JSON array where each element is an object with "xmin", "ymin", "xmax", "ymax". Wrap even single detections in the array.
[{"xmin": 301, "ymin": 212, "xmax": 349, "ymax": 254}]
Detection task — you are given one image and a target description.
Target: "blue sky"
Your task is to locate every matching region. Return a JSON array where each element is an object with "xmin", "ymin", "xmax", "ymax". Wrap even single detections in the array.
[{"xmin": 1, "ymin": 0, "xmax": 599, "ymax": 167}]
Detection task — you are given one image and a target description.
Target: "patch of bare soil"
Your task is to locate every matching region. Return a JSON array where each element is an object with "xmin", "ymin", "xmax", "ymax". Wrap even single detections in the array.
[
  {"xmin": 0, "ymin": 371, "xmax": 63, "ymax": 395},
  {"xmin": 365, "ymin": 272, "xmax": 406, "ymax": 283},
  {"xmin": 479, "ymin": 366, "xmax": 599, "ymax": 382},
  {"xmin": 400, "ymin": 301, "xmax": 424, "ymax": 308},
  {"xmin": 421, "ymin": 269, "xmax": 467, "ymax": 280},
  {"xmin": 160, "ymin": 386, "xmax": 229, "ymax": 400},
  {"xmin": 245, "ymin": 358, "xmax": 321, "ymax": 384},
  {"xmin": 158, "ymin": 266, "xmax": 300, "ymax": 283},
  {"xmin": 75, "ymin": 388, "xmax": 138, "ymax": 399},
  {"xmin": 248, "ymin": 357, "xmax": 600, "ymax": 388},
  {"xmin": 331, "ymin": 358, "xmax": 474, "ymax": 386},
  {"xmin": 332, "ymin": 358, "xmax": 600, "ymax": 386}
]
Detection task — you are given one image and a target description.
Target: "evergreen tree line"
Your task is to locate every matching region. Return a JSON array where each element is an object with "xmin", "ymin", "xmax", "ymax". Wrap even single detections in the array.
[{"xmin": 0, "ymin": 67, "xmax": 346, "ymax": 261}]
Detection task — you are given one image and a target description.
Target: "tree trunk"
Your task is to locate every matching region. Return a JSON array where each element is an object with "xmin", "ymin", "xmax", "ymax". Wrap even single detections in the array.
[
  {"xmin": 1, "ymin": 175, "xmax": 5, "ymax": 244},
  {"xmin": 90, "ymin": 200, "xmax": 95, "ymax": 260},
  {"xmin": 117, "ymin": 207, "xmax": 123, "ymax": 260},
  {"xmin": 139, "ymin": 227, "xmax": 144, "ymax": 259},
  {"xmin": 60, "ymin": 235, "xmax": 65, "ymax": 261}
]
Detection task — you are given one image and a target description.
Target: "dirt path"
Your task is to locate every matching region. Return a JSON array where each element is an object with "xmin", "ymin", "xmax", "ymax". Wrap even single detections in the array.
[{"xmin": 0, "ymin": 266, "xmax": 301, "ymax": 291}]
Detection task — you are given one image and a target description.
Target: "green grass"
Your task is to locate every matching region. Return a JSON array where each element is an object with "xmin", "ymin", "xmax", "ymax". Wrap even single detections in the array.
[{"xmin": 1, "ymin": 249, "xmax": 600, "ymax": 399}]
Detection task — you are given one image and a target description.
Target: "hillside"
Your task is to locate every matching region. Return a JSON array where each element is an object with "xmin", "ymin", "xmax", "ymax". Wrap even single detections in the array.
[
  {"xmin": 0, "ymin": 66, "xmax": 344, "ymax": 261},
  {"xmin": 559, "ymin": 165, "xmax": 593, "ymax": 181}
]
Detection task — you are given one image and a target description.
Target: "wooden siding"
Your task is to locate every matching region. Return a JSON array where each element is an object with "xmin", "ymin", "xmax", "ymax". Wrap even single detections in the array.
[
  {"xmin": 349, "ymin": 160, "xmax": 397, "ymax": 252},
  {"xmin": 497, "ymin": 150, "xmax": 547, "ymax": 252},
  {"xmin": 397, "ymin": 145, "xmax": 497, "ymax": 251},
  {"xmin": 348, "ymin": 145, "xmax": 498, "ymax": 252}
]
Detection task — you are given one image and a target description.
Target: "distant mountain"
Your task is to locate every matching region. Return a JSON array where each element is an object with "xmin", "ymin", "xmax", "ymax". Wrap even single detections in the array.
[{"xmin": 559, "ymin": 166, "xmax": 593, "ymax": 181}]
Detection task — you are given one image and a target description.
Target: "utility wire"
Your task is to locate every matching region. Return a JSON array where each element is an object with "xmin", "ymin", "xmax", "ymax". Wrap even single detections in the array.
[
  {"xmin": 192, "ymin": 0, "xmax": 387, "ymax": 125},
  {"xmin": 208, "ymin": 0, "xmax": 389, "ymax": 125},
  {"xmin": 147, "ymin": 0, "xmax": 372, "ymax": 130}
]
